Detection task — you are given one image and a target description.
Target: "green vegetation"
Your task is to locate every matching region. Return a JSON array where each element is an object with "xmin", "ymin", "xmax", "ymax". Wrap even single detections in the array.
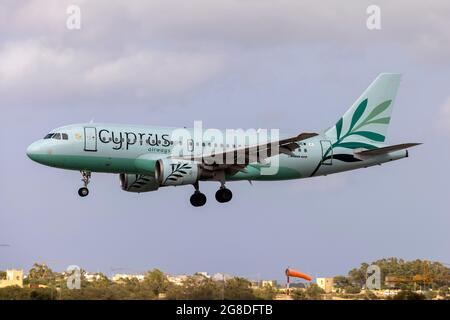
[
  {"xmin": 0, "ymin": 286, "xmax": 56, "ymax": 300},
  {"xmin": 390, "ymin": 290, "xmax": 426, "ymax": 300},
  {"xmin": 166, "ymin": 274, "xmax": 221, "ymax": 300},
  {"xmin": 253, "ymin": 284, "xmax": 277, "ymax": 300},
  {"xmin": 0, "ymin": 265, "xmax": 276, "ymax": 300},
  {"xmin": 291, "ymin": 284, "xmax": 325, "ymax": 300},
  {"xmin": 0, "ymin": 258, "xmax": 448, "ymax": 300},
  {"xmin": 335, "ymin": 258, "xmax": 450, "ymax": 290},
  {"xmin": 223, "ymin": 278, "xmax": 255, "ymax": 300}
]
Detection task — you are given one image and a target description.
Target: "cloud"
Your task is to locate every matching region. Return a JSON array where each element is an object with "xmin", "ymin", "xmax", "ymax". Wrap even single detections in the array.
[
  {"xmin": 22, "ymin": 1, "xmax": 450, "ymax": 53},
  {"xmin": 0, "ymin": 40, "xmax": 225, "ymax": 107},
  {"xmin": 3, "ymin": 1, "xmax": 450, "ymax": 52},
  {"xmin": 1, "ymin": 0, "xmax": 450, "ymax": 107},
  {"xmin": 85, "ymin": 51, "xmax": 224, "ymax": 97}
]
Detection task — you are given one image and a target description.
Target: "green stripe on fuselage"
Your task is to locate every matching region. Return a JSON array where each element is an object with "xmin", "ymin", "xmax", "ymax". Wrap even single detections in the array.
[
  {"xmin": 29, "ymin": 153, "xmax": 302, "ymax": 181},
  {"xmin": 28, "ymin": 154, "xmax": 156, "ymax": 175},
  {"xmin": 226, "ymin": 164, "xmax": 302, "ymax": 181}
]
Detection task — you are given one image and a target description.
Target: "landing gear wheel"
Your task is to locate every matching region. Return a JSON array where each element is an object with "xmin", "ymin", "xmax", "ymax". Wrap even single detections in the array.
[
  {"xmin": 78, "ymin": 170, "xmax": 91, "ymax": 197},
  {"xmin": 78, "ymin": 187, "xmax": 89, "ymax": 197},
  {"xmin": 215, "ymin": 188, "xmax": 232, "ymax": 203},
  {"xmin": 190, "ymin": 192, "xmax": 207, "ymax": 207}
]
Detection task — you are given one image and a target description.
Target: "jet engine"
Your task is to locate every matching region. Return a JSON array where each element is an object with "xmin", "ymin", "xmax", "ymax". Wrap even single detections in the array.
[
  {"xmin": 155, "ymin": 159, "xmax": 201, "ymax": 186},
  {"xmin": 120, "ymin": 173, "xmax": 159, "ymax": 192}
]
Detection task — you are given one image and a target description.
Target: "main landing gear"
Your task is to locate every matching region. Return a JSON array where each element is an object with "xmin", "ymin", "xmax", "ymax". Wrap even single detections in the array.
[
  {"xmin": 189, "ymin": 182, "xmax": 233, "ymax": 207},
  {"xmin": 215, "ymin": 186, "xmax": 232, "ymax": 203},
  {"xmin": 78, "ymin": 170, "xmax": 91, "ymax": 197},
  {"xmin": 190, "ymin": 182, "xmax": 207, "ymax": 207}
]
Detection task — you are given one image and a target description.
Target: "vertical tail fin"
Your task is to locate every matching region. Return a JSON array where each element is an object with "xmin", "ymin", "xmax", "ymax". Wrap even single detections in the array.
[{"xmin": 326, "ymin": 73, "xmax": 401, "ymax": 145}]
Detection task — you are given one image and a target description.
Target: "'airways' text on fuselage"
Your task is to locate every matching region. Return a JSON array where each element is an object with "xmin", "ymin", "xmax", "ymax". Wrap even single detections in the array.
[{"xmin": 98, "ymin": 129, "xmax": 172, "ymax": 150}]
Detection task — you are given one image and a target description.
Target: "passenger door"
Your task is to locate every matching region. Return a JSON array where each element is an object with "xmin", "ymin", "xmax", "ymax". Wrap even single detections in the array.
[{"xmin": 84, "ymin": 127, "xmax": 97, "ymax": 152}]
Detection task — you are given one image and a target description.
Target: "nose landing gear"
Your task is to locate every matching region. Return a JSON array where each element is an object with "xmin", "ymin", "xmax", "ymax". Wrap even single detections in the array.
[{"xmin": 78, "ymin": 171, "xmax": 91, "ymax": 197}]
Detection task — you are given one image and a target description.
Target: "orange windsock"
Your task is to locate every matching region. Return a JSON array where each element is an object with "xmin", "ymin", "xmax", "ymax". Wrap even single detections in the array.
[{"xmin": 285, "ymin": 268, "xmax": 312, "ymax": 281}]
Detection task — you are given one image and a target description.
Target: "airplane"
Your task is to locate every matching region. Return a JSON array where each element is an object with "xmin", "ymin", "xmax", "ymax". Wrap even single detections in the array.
[{"xmin": 27, "ymin": 73, "xmax": 420, "ymax": 207}]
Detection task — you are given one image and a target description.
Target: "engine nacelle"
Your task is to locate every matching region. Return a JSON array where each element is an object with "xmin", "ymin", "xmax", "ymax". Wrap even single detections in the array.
[
  {"xmin": 120, "ymin": 173, "xmax": 159, "ymax": 192},
  {"xmin": 155, "ymin": 159, "xmax": 200, "ymax": 186}
]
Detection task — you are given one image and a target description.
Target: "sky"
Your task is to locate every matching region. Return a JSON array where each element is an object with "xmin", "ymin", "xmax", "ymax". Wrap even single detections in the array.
[{"xmin": 0, "ymin": 0, "xmax": 449, "ymax": 282}]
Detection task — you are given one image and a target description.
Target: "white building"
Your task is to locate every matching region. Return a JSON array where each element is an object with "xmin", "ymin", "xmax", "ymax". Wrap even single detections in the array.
[
  {"xmin": 212, "ymin": 273, "xmax": 234, "ymax": 282},
  {"xmin": 195, "ymin": 272, "xmax": 210, "ymax": 278},
  {"xmin": 84, "ymin": 273, "xmax": 106, "ymax": 282},
  {"xmin": 316, "ymin": 277, "xmax": 334, "ymax": 293},
  {"xmin": 112, "ymin": 273, "xmax": 145, "ymax": 282},
  {"xmin": 167, "ymin": 274, "xmax": 188, "ymax": 286},
  {"xmin": 0, "ymin": 269, "xmax": 23, "ymax": 288}
]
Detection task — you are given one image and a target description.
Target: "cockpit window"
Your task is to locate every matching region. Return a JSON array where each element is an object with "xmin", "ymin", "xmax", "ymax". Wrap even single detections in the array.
[
  {"xmin": 44, "ymin": 133, "xmax": 54, "ymax": 139},
  {"xmin": 43, "ymin": 132, "xmax": 69, "ymax": 140}
]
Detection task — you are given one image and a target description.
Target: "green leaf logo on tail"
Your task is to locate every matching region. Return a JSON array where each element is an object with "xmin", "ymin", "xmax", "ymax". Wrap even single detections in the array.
[{"xmin": 310, "ymin": 99, "xmax": 392, "ymax": 176}]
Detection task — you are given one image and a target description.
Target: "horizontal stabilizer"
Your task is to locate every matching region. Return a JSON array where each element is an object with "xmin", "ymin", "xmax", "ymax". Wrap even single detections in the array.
[{"xmin": 355, "ymin": 143, "xmax": 421, "ymax": 156}]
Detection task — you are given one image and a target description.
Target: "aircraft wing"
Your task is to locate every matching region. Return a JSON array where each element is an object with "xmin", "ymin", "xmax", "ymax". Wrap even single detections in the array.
[{"xmin": 174, "ymin": 132, "xmax": 318, "ymax": 173}]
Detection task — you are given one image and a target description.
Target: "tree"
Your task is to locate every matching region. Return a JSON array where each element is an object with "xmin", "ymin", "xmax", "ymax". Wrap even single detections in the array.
[
  {"xmin": 348, "ymin": 263, "xmax": 369, "ymax": 288},
  {"xmin": 254, "ymin": 284, "xmax": 276, "ymax": 300},
  {"xmin": 167, "ymin": 274, "xmax": 221, "ymax": 300},
  {"xmin": 346, "ymin": 258, "xmax": 450, "ymax": 289},
  {"xmin": 290, "ymin": 289, "xmax": 307, "ymax": 300},
  {"xmin": 344, "ymin": 285, "xmax": 361, "ymax": 294},
  {"xmin": 143, "ymin": 269, "xmax": 169, "ymax": 296},
  {"xmin": 362, "ymin": 290, "xmax": 378, "ymax": 300},
  {"xmin": 165, "ymin": 283, "xmax": 184, "ymax": 300},
  {"xmin": 290, "ymin": 285, "xmax": 324, "ymax": 300},
  {"xmin": 333, "ymin": 275, "xmax": 351, "ymax": 290},
  {"xmin": 27, "ymin": 263, "xmax": 56, "ymax": 286},
  {"xmin": 438, "ymin": 286, "xmax": 449, "ymax": 298},
  {"xmin": 89, "ymin": 273, "xmax": 111, "ymax": 288},
  {"xmin": 30, "ymin": 288, "xmax": 57, "ymax": 300},
  {"xmin": 224, "ymin": 277, "xmax": 255, "ymax": 300},
  {"xmin": 304, "ymin": 284, "xmax": 325, "ymax": 300},
  {"xmin": 391, "ymin": 290, "xmax": 426, "ymax": 300},
  {"xmin": 0, "ymin": 286, "xmax": 30, "ymax": 299}
]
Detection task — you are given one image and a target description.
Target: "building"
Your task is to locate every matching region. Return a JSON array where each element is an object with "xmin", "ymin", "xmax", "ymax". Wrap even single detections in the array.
[
  {"xmin": 211, "ymin": 273, "xmax": 234, "ymax": 282},
  {"xmin": 0, "ymin": 269, "xmax": 23, "ymax": 288},
  {"xmin": 167, "ymin": 274, "xmax": 188, "ymax": 286},
  {"xmin": 195, "ymin": 272, "xmax": 210, "ymax": 278},
  {"xmin": 261, "ymin": 280, "xmax": 278, "ymax": 288},
  {"xmin": 316, "ymin": 277, "xmax": 334, "ymax": 293},
  {"xmin": 112, "ymin": 274, "xmax": 145, "ymax": 282},
  {"xmin": 84, "ymin": 273, "xmax": 105, "ymax": 282},
  {"xmin": 250, "ymin": 280, "xmax": 278, "ymax": 288}
]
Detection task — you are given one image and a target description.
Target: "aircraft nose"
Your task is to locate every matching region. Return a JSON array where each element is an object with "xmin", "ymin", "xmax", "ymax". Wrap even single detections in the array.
[{"xmin": 26, "ymin": 141, "xmax": 42, "ymax": 161}]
